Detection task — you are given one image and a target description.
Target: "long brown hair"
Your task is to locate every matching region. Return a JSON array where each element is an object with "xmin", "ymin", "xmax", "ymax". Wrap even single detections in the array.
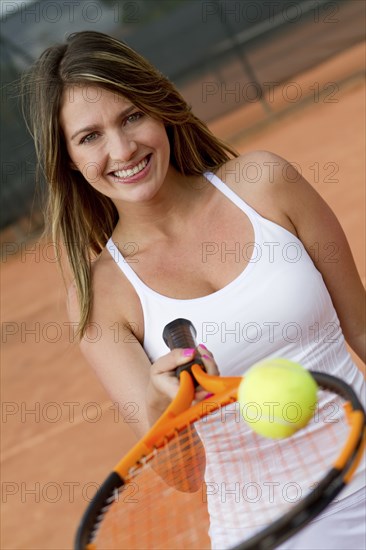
[{"xmin": 22, "ymin": 31, "xmax": 238, "ymax": 338}]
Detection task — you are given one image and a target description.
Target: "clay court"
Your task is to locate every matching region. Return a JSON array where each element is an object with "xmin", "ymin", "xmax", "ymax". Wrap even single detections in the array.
[{"xmin": 1, "ymin": 36, "xmax": 365, "ymax": 550}]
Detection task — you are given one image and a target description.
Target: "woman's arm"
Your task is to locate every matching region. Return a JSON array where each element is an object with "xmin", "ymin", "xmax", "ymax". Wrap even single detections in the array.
[
  {"xmin": 67, "ymin": 280, "xmax": 195, "ymax": 437},
  {"xmin": 67, "ymin": 266, "xmax": 218, "ymax": 437}
]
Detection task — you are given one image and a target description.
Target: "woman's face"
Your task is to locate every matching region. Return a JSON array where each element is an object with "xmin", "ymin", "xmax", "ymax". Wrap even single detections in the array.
[{"xmin": 60, "ymin": 85, "xmax": 171, "ymax": 204}]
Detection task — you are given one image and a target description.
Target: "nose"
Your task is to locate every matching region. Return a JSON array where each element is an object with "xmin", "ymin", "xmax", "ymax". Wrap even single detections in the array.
[{"xmin": 108, "ymin": 131, "xmax": 138, "ymax": 164}]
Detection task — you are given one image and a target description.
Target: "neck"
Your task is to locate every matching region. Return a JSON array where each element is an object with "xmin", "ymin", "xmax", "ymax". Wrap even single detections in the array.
[{"xmin": 112, "ymin": 169, "xmax": 212, "ymax": 243}]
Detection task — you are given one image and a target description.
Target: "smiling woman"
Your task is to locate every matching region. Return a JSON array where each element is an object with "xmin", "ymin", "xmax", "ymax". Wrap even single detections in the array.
[
  {"xmin": 21, "ymin": 30, "xmax": 237, "ymax": 339},
  {"xmin": 21, "ymin": 30, "xmax": 365, "ymax": 550},
  {"xmin": 60, "ymin": 86, "xmax": 171, "ymax": 201}
]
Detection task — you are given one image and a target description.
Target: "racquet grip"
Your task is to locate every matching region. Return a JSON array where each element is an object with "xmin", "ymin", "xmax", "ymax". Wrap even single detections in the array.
[{"xmin": 163, "ymin": 318, "xmax": 205, "ymax": 380}]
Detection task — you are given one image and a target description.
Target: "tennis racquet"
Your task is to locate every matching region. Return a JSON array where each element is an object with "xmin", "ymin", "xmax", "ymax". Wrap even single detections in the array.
[{"xmin": 75, "ymin": 318, "xmax": 365, "ymax": 550}]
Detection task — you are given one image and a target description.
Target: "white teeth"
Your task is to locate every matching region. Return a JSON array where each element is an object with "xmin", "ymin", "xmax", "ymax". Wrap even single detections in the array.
[{"xmin": 113, "ymin": 157, "xmax": 148, "ymax": 179}]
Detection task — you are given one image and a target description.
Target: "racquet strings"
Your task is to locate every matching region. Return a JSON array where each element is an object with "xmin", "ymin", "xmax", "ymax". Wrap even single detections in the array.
[{"xmin": 92, "ymin": 390, "xmax": 351, "ymax": 550}]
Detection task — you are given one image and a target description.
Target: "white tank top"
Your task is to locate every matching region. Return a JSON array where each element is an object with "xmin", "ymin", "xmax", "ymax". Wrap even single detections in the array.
[
  {"xmin": 106, "ymin": 171, "xmax": 365, "ymax": 545},
  {"xmin": 107, "ymin": 171, "xmax": 360, "ymax": 379}
]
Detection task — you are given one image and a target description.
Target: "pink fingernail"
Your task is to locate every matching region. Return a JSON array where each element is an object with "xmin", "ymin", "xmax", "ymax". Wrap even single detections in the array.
[
  {"xmin": 199, "ymin": 343, "xmax": 208, "ymax": 350},
  {"xmin": 205, "ymin": 393, "xmax": 214, "ymax": 399},
  {"xmin": 183, "ymin": 348, "xmax": 195, "ymax": 357},
  {"xmin": 202, "ymin": 354, "xmax": 211, "ymax": 360}
]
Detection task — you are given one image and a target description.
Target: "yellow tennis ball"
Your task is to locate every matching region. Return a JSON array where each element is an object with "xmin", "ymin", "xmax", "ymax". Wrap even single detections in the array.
[{"xmin": 238, "ymin": 358, "xmax": 318, "ymax": 439}]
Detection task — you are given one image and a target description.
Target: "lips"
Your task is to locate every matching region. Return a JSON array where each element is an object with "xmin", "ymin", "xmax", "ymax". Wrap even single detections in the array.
[{"xmin": 110, "ymin": 155, "xmax": 151, "ymax": 180}]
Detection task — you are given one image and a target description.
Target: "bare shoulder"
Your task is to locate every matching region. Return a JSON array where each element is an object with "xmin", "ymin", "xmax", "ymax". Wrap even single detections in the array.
[
  {"xmin": 216, "ymin": 150, "xmax": 301, "ymax": 235},
  {"xmin": 217, "ymin": 149, "xmax": 352, "ymax": 250},
  {"xmin": 220, "ymin": 150, "xmax": 341, "ymax": 234},
  {"xmin": 67, "ymin": 246, "xmax": 143, "ymax": 343},
  {"xmin": 219, "ymin": 149, "xmax": 301, "ymax": 197},
  {"xmin": 65, "ymin": 246, "xmax": 152, "ymax": 434},
  {"xmin": 65, "ymin": 250, "xmax": 121, "ymax": 324}
]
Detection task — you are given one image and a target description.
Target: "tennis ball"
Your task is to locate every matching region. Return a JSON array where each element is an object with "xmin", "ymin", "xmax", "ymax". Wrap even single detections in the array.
[{"xmin": 238, "ymin": 358, "xmax": 318, "ymax": 439}]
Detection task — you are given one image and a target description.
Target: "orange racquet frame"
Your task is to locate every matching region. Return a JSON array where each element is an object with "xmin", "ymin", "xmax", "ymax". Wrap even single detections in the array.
[{"xmin": 75, "ymin": 319, "xmax": 365, "ymax": 550}]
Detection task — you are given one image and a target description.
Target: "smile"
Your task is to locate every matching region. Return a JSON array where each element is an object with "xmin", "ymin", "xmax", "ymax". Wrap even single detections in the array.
[{"xmin": 112, "ymin": 156, "xmax": 149, "ymax": 179}]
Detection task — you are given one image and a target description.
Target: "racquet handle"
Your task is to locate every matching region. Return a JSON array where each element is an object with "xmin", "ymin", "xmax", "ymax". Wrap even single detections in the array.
[{"xmin": 163, "ymin": 318, "xmax": 205, "ymax": 380}]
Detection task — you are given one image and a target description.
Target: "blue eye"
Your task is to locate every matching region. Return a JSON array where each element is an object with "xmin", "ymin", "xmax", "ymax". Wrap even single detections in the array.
[
  {"xmin": 126, "ymin": 112, "xmax": 144, "ymax": 124},
  {"xmin": 80, "ymin": 132, "xmax": 98, "ymax": 144}
]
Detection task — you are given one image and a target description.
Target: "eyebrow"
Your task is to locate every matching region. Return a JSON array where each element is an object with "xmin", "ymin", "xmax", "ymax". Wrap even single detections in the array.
[{"xmin": 70, "ymin": 105, "xmax": 136, "ymax": 141}]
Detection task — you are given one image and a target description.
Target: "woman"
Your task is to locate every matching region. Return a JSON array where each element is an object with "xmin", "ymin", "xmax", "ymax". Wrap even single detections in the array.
[{"xmin": 22, "ymin": 31, "xmax": 365, "ymax": 549}]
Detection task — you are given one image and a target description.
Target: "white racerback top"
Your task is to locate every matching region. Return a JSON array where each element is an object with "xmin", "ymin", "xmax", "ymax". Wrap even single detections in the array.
[{"xmin": 106, "ymin": 171, "xmax": 365, "ymax": 546}]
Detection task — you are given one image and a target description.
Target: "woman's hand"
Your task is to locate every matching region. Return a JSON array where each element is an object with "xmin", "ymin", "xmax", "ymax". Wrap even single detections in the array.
[
  {"xmin": 146, "ymin": 344, "xmax": 219, "ymax": 424},
  {"xmin": 194, "ymin": 344, "xmax": 220, "ymax": 401}
]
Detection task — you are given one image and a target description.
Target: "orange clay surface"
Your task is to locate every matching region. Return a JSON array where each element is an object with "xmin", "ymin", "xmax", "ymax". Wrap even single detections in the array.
[{"xmin": 1, "ymin": 43, "xmax": 365, "ymax": 549}]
